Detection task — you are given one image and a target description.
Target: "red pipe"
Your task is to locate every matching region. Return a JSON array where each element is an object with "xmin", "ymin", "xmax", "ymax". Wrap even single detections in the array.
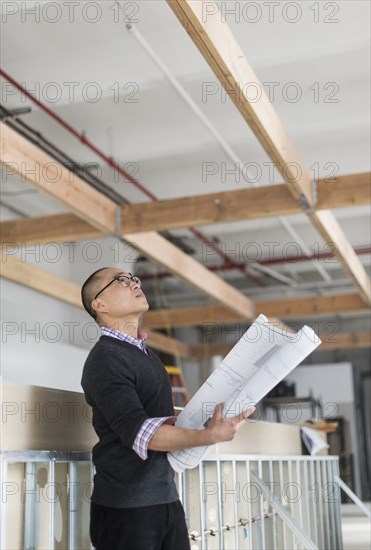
[
  {"xmin": 260, "ymin": 246, "xmax": 371, "ymax": 266},
  {"xmin": 0, "ymin": 68, "xmax": 264, "ymax": 286},
  {"xmin": 188, "ymin": 227, "xmax": 263, "ymax": 286},
  {"xmin": 0, "ymin": 69, "xmax": 158, "ymax": 201},
  {"xmin": 140, "ymin": 246, "xmax": 371, "ymax": 281}
]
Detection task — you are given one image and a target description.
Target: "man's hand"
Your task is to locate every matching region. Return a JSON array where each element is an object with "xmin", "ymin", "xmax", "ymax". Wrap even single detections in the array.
[
  {"xmin": 148, "ymin": 402, "xmax": 256, "ymax": 453},
  {"xmin": 205, "ymin": 403, "xmax": 256, "ymax": 445}
]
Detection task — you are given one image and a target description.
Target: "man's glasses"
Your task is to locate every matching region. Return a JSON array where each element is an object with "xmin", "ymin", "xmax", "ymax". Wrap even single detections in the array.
[{"xmin": 94, "ymin": 274, "xmax": 141, "ymax": 300}]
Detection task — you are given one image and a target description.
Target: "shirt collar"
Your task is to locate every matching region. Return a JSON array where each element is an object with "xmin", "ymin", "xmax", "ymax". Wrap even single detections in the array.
[{"xmin": 100, "ymin": 326, "xmax": 148, "ymax": 352}]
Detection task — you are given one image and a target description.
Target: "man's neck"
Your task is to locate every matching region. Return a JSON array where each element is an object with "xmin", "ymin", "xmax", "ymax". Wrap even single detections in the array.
[{"xmin": 99, "ymin": 317, "xmax": 140, "ymax": 338}]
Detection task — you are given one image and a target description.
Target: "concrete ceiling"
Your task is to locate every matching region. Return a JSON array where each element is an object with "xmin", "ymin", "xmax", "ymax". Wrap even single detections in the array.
[{"xmin": 0, "ymin": 1, "xmax": 370, "ymax": 318}]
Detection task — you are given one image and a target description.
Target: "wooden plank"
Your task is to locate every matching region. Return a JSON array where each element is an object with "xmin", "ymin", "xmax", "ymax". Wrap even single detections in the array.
[
  {"xmin": 2, "ymin": 172, "xmax": 369, "ymax": 244},
  {"xmin": 2, "ymin": 256, "xmax": 368, "ymax": 357},
  {"xmin": 258, "ymin": 293, "xmax": 368, "ymax": 319},
  {"xmin": 1, "ymin": 254, "xmax": 82, "ymax": 307},
  {"xmin": 190, "ymin": 341, "xmax": 234, "ymax": 359},
  {"xmin": 316, "ymin": 172, "xmax": 371, "ymax": 210},
  {"xmin": 0, "ymin": 255, "xmax": 192, "ymax": 357},
  {"xmin": 0, "ymin": 122, "xmax": 117, "ymax": 234},
  {"xmin": 319, "ymin": 331, "xmax": 371, "ymax": 351},
  {"xmin": 123, "ymin": 231, "xmax": 255, "ymax": 319},
  {"xmin": 0, "ymin": 123, "xmax": 255, "ymax": 318},
  {"xmin": 167, "ymin": 1, "xmax": 371, "ymax": 305},
  {"xmin": 309, "ymin": 210, "xmax": 371, "ymax": 305},
  {"xmin": 119, "ymin": 172, "xmax": 370, "ymax": 232},
  {"xmin": 145, "ymin": 330, "xmax": 191, "ymax": 358},
  {"xmin": 190, "ymin": 331, "xmax": 371, "ymax": 358},
  {"xmin": 120, "ymin": 185, "xmax": 297, "ymax": 232},
  {"xmin": 143, "ymin": 293, "xmax": 368, "ymax": 328},
  {"xmin": 167, "ymin": 0, "xmax": 313, "ymax": 203},
  {"xmin": 0, "ymin": 213, "xmax": 101, "ymax": 245},
  {"xmin": 144, "ymin": 304, "xmax": 241, "ymax": 329}
]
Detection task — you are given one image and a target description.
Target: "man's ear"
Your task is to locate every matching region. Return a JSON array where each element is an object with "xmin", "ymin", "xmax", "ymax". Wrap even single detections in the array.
[{"xmin": 91, "ymin": 298, "xmax": 107, "ymax": 317}]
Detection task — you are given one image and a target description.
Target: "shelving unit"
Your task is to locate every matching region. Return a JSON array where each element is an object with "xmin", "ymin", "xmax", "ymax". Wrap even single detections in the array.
[{"xmin": 262, "ymin": 396, "xmax": 324, "ymax": 424}]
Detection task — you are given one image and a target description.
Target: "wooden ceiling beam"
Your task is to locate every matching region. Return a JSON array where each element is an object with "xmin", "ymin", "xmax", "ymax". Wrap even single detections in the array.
[
  {"xmin": 143, "ymin": 293, "xmax": 368, "ymax": 329},
  {"xmin": 0, "ymin": 213, "xmax": 101, "ymax": 245},
  {"xmin": 318, "ymin": 331, "xmax": 371, "ymax": 351},
  {"xmin": 1, "ymin": 256, "xmax": 368, "ymax": 357},
  {"xmin": 122, "ymin": 186, "xmax": 302, "ymax": 232},
  {"xmin": 167, "ymin": 0, "xmax": 313, "ymax": 203},
  {"xmin": 0, "ymin": 122, "xmax": 117, "ymax": 234},
  {"xmin": 166, "ymin": 0, "xmax": 371, "ymax": 305},
  {"xmin": 144, "ymin": 304, "xmax": 239, "ymax": 329},
  {"xmin": 2, "ymin": 172, "xmax": 369, "ymax": 245},
  {"xmin": 309, "ymin": 209, "xmax": 371, "ymax": 306},
  {"xmin": 119, "ymin": 172, "xmax": 371, "ymax": 232},
  {"xmin": 0, "ymin": 122, "xmax": 254, "ymax": 319},
  {"xmin": 145, "ymin": 330, "xmax": 191, "ymax": 358},
  {"xmin": 189, "ymin": 330, "xmax": 371, "ymax": 359},
  {"xmin": 1, "ymin": 254, "xmax": 82, "ymax": 307},
  {"xmin": 316, "ymin": 172, "xmax": 371, "ymax": 210},
  {"xmin": 257, "ymin": 293, "xmax": 368, "ymax": 319}
]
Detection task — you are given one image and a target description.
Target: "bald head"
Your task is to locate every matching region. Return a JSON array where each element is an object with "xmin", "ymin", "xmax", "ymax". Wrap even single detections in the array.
[{"xmin": 81, "ymin": 267, "xmax": 110, "ymax": 320}]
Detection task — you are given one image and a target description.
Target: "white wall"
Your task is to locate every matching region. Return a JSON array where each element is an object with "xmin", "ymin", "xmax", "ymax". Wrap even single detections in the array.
[
  {"xmin": 288, "ymin": 363, "xmax": 354, "ymax": 405},
  {"xmin": 287, "ymin": 362, "xmax": 361, "ymax": 494},
  {"xmin": 1, "ymin": 278, "xmax": 90, "ymax": 392},
  {"xmin": 1, "ymin": 239, "xmax": 139, "ymax": 390},
  {"xmin": 1, "ymin": 339, "xmax": 88, "ymax": 393}
]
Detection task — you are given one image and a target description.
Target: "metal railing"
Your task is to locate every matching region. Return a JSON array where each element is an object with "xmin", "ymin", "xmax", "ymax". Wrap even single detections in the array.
[
  {"xmin": 1, "ymin": 452, "xmax": 344, "ymax": 549},
  {"xmin": 1, "ymin": 451, "xmax": 93, "ymax": 550},
  {"xmin": 176, "ymin": 455, "xmax": 343, "ymax": 550}
]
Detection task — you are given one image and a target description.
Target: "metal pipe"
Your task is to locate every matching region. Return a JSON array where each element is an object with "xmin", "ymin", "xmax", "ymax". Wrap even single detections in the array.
[
  {"xmin": 198, "ymin": 462, "xmax": 206, "ymax": 549},
  {"xmin": 335, "ymin": 475, "xmax": 371, "ymax": 519},
  {"xmin": 2, "ymin": 111, "xmax": 129, "ymax": 206},
  {"xmin": 316, "ymin": 460, "xmax": 325, "ymax": 549},
  {"xmin": 139, "ymin": 246, "xmax": 371, "ymax": 281},
  {"xmin": 68, "ymin": 461, "xmax": 78, "ymax": 550},
  {"xmin": 269, "ymin": 459, "xmax": 277, "ymax": 550},
  {"xmin": 0, "ymin": 69, "xmax": 156, "ymax": 200},
  {"xmin": 24, "ymin": 462, "xmax": 36, "ymax": 549},
  {"xmin": 0, "ymin": 459, "xmax": 8, "ymax": 550},
  {"xmin": 332, "ymin": 464, "xmax": 344, "ymax": 550},
  {"xmin": 245, "ymin": 460, "xmax": 253, "ymax": 549},
  {"xmin": 216, "ymin": 457, "xmax": 224, "ymax": 549},
  {"xmin": 49, "ymin": 459, "xmax": 56, "ymax": 550}
]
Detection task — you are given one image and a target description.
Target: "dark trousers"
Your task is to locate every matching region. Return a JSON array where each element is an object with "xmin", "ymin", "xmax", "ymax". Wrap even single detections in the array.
[{"xmin": 90, "ymin": 500, "xmax": 191, "ymax": 550}]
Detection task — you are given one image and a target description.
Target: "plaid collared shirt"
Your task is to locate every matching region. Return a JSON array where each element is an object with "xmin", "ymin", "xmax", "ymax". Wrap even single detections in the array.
[
  {"xmin": 101, "ymin": 326, "xmax": 148, "ymax": 354},
  {"xmin": 101, "ymin": 326, "xmax": 176, "ymax": 460}
]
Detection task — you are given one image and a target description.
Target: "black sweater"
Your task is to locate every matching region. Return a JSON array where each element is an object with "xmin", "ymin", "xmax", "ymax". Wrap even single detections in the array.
[{"xmin": 81, "ymin": 336, "xmax": 179, "ymax": 508}]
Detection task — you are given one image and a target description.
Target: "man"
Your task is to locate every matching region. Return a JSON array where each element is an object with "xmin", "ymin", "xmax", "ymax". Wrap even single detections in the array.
[{"xmin": 81, "ymin": 267, "xmax": 255, "ymax": 550}]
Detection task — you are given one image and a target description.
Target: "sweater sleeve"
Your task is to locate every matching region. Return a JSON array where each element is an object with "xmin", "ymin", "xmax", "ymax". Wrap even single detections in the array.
[{"xmin": 83, "ymin": 350, "xmax": 150, "ymax": 449}]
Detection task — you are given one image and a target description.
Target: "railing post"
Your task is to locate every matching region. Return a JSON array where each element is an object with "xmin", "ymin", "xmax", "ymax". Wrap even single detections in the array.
[
  {"xmin": 24, "ymin": 461, "xmax": 36, "ymax": 550},
  {"xmin": 68, "ymin": 461, "xmax": 78, "ymax": 550},
  {"xmin": 0, "ymin": 458, "xmax": 8, "ymax": 550}
]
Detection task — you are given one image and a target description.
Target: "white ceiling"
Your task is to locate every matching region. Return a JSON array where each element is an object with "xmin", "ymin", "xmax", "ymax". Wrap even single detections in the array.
[{"xmin": 0, "ymin": 0, "xmax": 370, "ymax": 306}]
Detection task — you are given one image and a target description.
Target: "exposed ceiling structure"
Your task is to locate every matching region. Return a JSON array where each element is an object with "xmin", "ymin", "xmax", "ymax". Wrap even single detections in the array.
[{"xmin": 1, "ymin": 0, "xmax": 370, "ymax": 359}]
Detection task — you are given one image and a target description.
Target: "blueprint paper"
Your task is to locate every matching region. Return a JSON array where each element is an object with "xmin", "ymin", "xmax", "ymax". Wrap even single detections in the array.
[{"xmin": 168, "ymin": 314, "xmax": 321, "ymax": 472}]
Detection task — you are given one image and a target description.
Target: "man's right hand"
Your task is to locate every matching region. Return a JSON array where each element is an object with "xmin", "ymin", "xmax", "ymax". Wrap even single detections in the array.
[
  {"xmin": 148, "ymin": 402, "xmax": 256, "ymax": 453},
  {"xmin": 205, "ymin": 402, "xmax": 256, "ymax": 444}
]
